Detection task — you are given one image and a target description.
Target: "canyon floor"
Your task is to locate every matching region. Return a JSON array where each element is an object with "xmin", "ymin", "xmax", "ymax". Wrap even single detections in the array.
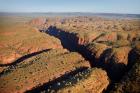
[{"xmin": 0, "ymin": 15, "xmax": 140, "ymax": 93}]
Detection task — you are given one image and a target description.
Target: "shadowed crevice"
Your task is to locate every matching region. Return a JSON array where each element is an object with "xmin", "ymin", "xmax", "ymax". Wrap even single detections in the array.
[
  {"xmin": 42, "ymin": 26, "xmax": 95, "ymax": 67},
  {"xmin": 37, "ymin": 26, "xmax": 138, "ymax": 93},
  {"xmin": 0, "ymin": 49, "xmax": 51, "ymax": 67},
  {"xmin": 25, "ymin": 67, "xmax": 88, "ymax": 93}
]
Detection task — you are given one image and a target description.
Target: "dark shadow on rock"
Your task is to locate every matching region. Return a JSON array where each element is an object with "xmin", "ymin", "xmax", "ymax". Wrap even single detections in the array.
[
  {"xmin": 103, "ymin": 64, "xmax": 127, "ymax": 93},
  {"xmin": 127, "ymin": 48, "xmax": 139, "ymax": 71},
  {"xmin": 96, "ymin": 48, "xmax": 112, "ymax": 69},
  {"xmin": 42, "ymin": 26, "xmax": 129, "ymax": 80},
  {"xmin": 99, "ymin": 48, "xmax": 127, "ymax": 81},
  {"xmin": 39, "ymin": 26, "xmax": 138, "ymax": 93},
  {"xmin": 25, "ymin": 67, "xmax": 88, "ymax": 93},
  {"xmin": 92, "ymin": 32, "xmax": 106, "ymax": 42},
  {"xmin": 42, "ymin": 26, "xmax": 95, "ymax": 67},
  {"xmin": 104, "ymin": 48, "xmax": 139, "ymax": 93},
  {"xmin": 0, "ymin": 49, "xmax": 51, "ymax": 67},
  {"xmin": 44, "ymin": 26, "xmax": 79, "ymax": 51}
]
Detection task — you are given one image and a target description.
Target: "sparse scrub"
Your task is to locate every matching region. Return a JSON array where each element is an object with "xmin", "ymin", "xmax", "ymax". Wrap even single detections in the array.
[
  {"xmin": 0, "ymin": 49, "xmax": 90, "ymax": 93},
  {"xmin": 0, "ymin": 16, "xmax": 140, "ymax": 93},
  {"xmin": 38, "ymin": 68, "xmax": 109, "ymax": 93}
]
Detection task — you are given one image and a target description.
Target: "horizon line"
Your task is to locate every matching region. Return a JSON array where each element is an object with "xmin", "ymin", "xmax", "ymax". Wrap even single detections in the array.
[{"xmin": 0, "ymin": 12, "xmax": 140, "ymax": 15}]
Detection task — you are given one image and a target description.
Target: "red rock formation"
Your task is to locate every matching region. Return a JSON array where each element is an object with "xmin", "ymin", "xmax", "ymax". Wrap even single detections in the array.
[
  {"xmin": 104, "ymin": 46, "xmax": 132, "ymax": 80},
  {"xmin": 0, "ymin": 49, "xmax": 90, "ymax": 93},
  {"xmin": 87, "ymin": 42, "xmax": 109, "ymax": 61},
  {"xmin": 29, "ymin": 17, "xmax": 46, "ymax": 26},
  {"xmin": 57, "ymin": 68, "xmax": 109, "ymax": 93},
  {"xmin": 0, "ymin": 24, "xmax": 63, "ymax": 65},
  {"xmin": 96, "ymin": 32, "xmax": 117, "ymax": 42}
]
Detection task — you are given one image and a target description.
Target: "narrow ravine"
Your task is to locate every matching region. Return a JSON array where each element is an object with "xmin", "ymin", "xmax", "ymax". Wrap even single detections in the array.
[
  {"xmin": 38, "ymin": 26, "xmax": 137, "ymax": 93},
  {"xmin": 42, "ymin": 26, "xmax": 95, "ymax": 67}
]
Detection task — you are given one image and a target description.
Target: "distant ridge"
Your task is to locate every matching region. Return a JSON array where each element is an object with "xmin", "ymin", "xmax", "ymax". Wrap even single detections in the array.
[{"xmin": 0, "ymin": 12, "xmax": 140, "ymax": 19}]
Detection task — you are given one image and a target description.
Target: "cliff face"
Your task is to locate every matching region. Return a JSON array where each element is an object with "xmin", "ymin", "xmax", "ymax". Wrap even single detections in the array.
[
  {"xmin": 0, "ymin": 16, "xmax": 140, "ymax": 93},
  {"xmin": 44, "ymin": 25, "xmax": 138, "ymax": 80},
  {"xmin": 39, "ymin": 17, "xmax": 140, "ymax": 93},
  {"xmin": 110, "ymin": 47, "xmax": 140, "ymax": 93}
]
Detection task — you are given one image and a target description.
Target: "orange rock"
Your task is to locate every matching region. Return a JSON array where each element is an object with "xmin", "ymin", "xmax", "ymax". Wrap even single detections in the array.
[
  {"xmin": 0, "ymin": 49, "xmax": 90, "ymax": 93},
  {"xmin": 111, "ymin": 47, "xmax": 132, "ymax": 65},
  {"xmin": 103, "ymin": 46, "xmax": 132, "ymax": 80},
  {"xmin": 87, "ymin": 42, "xmax": 108, "ymax": 60},
  {"xmin": 29, "ymin": 17, "xmax": 46, "ymax": 26},
  {"xmin": 96, "ymin": 32, "xmax": 117, "ymax": 42}
]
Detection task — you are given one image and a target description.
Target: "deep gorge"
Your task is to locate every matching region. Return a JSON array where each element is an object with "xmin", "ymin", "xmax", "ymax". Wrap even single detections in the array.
[{"xmin": 38, "ymin": 26, "xmax": 136, "ymax": 92}]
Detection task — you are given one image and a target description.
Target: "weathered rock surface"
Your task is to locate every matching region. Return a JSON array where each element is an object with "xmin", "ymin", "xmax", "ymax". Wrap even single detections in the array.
[
  {"xmin": 29, "ymin": 17, "xmax": 46, "ymax": 26},
  {"xmin": 102, "ymin": 47, "xmax": 132, "ymax": 80},
  {"xmin": 57, "ymin": 68, "xmax": 109, "ymax": 93},
  {"xmin": 96, "ymin": 32, "xmax": 118, "ymax": 42},
  {"xmin": 0, "ymin": 49, "xmax": 90, "ymax": 93},
  {"xmin": 1, "ymin": 16, "xmax": 140, "ymax": 93},
  {"xmin": 37, "ymin": 68, "xmax": 109, "ymax": 93},
  {"xmin": 87, "ymin": 42, "xmax": 109, "ymax": 61},
  {"xmin": 0, "ymin": 24, "xmax": 62, "ymax": 65}
]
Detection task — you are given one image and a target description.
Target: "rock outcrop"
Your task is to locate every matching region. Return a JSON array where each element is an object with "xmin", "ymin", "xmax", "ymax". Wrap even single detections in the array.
[
  {"xmin": 57, "ymin": 68, "xmax": 109, "ymax": 93},
  {"xmin": 29, "ymin": 17, "xmax": 46, "ymax": 26},
  {"xmin": 102, "ymin": 47, "xmax": 132, "ymax": 80},
  {"xmin": 38, "ymin": 68, "xmax": 109, "ymax": 93},
  {"xmin": 0, "ymin": 24, "xmax": 62, "ymax": 65},
  {"xmin": 1, "ymin": 16, "xmax": 140, "ymax": 93},
  {"xmin": 0, "ymin": 49, "xmax": 90, "ymax": 93},
  {"xmin": 86, "ymin": 42, "xmax": 109, "ymax": 62},
  {"xmin": 96, "ymin": 32, "xmax": 118, "ymax": 42}
]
